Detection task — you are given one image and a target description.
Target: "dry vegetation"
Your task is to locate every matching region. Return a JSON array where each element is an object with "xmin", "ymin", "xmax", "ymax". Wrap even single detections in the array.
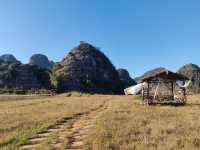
[
  {"xmin": 0, "ymin": 93, "xmax": 106, "ymax": 150},
  {"xmin": 1, "ymin": 94, "xmax": 200, "ymax": 150},
  {"xmin": 85, "ymin": 95, "xmax": 200, "ymax": 150}
]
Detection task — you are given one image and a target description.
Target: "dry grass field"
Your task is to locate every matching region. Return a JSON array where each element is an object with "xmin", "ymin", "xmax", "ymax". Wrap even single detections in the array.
[
  {"xmin": 0, "ymin": 94, "xmax": 200, "ymax": 150},
  {"xmin": 0, "ymin": 93, "xmax": 107, "ymax": 150},
  {"xmin": 85, "ymin": 95, "xmax": 200, "ymax": 150}
]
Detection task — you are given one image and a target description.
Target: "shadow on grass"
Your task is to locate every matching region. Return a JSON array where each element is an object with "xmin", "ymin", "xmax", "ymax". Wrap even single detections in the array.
[
  {"xmin": 147, "ymin": 102, "xmax": 186, "ymax": 107},
  {"xmin": 147, "ymin": 102, "xmax": 200, "ymax": 107},
  {"xmin": 184, "ymin": 103, "xmax": 200, "ymax": 107}
]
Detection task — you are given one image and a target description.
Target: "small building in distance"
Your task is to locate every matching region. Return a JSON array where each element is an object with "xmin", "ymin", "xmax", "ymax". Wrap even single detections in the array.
[{"xmin": 138, "ymin": 68, "xmax": 189, "ymax": 105}]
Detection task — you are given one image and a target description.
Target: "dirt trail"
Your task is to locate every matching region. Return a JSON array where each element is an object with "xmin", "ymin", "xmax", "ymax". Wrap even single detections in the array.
[{"xmin": 21, "ymin": 100, "xmax": 111, "ymax": 150}]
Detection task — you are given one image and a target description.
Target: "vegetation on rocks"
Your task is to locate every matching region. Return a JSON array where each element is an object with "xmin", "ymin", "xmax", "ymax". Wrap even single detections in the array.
[
  {"xmin": 0, "ymin": 60, "xmax": 52, "ymax": 92},
  {"xmin": 53, "ymin": 42, "xmax": 123, "ymax": 94},
  {"xmin": 31, "ymin": 66, "xmax": 52, "ymax": 89},
  {"xmin": 49, "ymin": 72, "xmax": 61, "ymax": 90},
  {"xmin": 0, "ymin": 61, "xmax": 21, "ymax": 89},
  {"xmin": 1, "ymin": 45, "xmax": 200, "ymax": 95}
]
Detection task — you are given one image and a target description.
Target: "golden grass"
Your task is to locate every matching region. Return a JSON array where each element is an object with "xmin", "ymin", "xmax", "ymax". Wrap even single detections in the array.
[
  {"xmin": 1, "ymin": 94, "xmax": 200, "ymax": 150},
  {"xmin": 0, "ymin": 94, "xmax": 106, "ymax": 149},
  {"xmin": 85, "ymin": 95, "xmax": 200, "ymax": 150}
]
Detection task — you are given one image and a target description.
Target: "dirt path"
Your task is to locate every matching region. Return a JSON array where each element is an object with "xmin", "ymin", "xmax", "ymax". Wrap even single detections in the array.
[{"xmin": 21, "ymin": 100, "xmax": 111, "ymax": 150}]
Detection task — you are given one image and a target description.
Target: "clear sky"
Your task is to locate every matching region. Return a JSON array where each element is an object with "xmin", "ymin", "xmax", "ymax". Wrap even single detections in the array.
[{"xmin": 0, "ymin": 0, "xmax": 200, "ymax": 77}]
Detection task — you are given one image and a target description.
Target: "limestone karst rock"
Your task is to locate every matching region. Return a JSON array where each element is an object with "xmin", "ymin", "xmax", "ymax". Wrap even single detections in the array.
[
  {"xmin": 53, "ymin": 42, "xmax": 123, "ymax": 94},
  {"xmin": 0, "ymin": 54, "xmax": 19, "ymax": 63},
  {"xmin": 0, "ymin": 60, "xmax": 20, "ymax": 89},
  {"xmin": 134, "ymin": 67, "xmax": 166, "ymax": 83},
  {"xmin": 15, "ymin": 64, "xmax": 51, "ymax": 90},
  {"xmin": 29, "ymin": 54, "xmax": 55, "ymax": 70},
  {"xmin": 0, "ymin": 60, "xmax": 51, "ymax": 91},
  {"xmin": 177, "ymin": 63, "xmax": 200, "ymax": 93},
  {"xmin": 117, "ymin": 69, "xmax": 136, "ymax": 88}
]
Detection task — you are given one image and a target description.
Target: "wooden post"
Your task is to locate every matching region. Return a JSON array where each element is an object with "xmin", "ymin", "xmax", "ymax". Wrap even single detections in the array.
[
  {"xmin": 147, "ymin": 81, "xmax": 150, "ymax": 105},
  {"xmin": 183, "ymin": 88, "xmax": 187, "ymax": 103},
  {"xmin": 171, "ymin": 81, "xmax": 174, "ymax": 101},
  {"xmin": 142, "ymin": 87, "xmax": 144, "ymax": 102}
]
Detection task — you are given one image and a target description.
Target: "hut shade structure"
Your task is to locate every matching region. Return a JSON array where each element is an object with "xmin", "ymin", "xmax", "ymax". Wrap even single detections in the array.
[{"xmin": 139, "ymin": 68, "xmax": 188, "ymax": 105}]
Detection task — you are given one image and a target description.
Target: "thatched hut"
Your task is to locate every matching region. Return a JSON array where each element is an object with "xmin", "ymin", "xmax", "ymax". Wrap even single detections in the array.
[{"xmin": 139, "ymin": 68, "xmax": 188, "ymax": 105}]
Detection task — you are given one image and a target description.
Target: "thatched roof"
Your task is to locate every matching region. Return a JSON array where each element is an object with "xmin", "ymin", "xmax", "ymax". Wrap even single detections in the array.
[{"xmin": 139, "ymin": 67, "xmax": 188, "ymax": 82}]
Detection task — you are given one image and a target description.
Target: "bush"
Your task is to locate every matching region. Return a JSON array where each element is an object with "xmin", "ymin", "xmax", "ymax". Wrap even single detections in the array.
[{"xmin": 49, "ymin": 72, "xmax": 61, "ymax": 90}]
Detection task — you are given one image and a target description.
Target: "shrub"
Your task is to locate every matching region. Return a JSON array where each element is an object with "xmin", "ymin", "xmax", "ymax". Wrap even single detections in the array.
[{"xmin": 49, "ymin": 72, "xmax": 61, "ymax": 90}]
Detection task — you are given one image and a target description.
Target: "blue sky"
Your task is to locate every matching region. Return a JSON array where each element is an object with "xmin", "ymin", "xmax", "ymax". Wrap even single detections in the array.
[{"xmin": 0, "ymin": 0, "xmax": 200, "ymax": 77}]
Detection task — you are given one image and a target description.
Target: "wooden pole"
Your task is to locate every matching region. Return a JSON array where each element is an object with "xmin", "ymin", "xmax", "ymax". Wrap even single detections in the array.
[
  {"xmin": 183, "ymin": 88, "xmax": 187, "ymax": 103},
  {"xmin": 171, "ymin": 81, "xmax": 174, "ymax": 101},
  {"xmin": 142, "ymin": 87, "xmax": 144, "ymax": 102},
  {"xmin": 147, "ymin": 81, "xmax": 150, "ymax": 105}
]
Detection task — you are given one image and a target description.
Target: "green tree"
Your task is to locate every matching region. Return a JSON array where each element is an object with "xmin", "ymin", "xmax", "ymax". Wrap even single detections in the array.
[{"xmin": 50, "ymin": 72, "xmax": 61, "ymax": 90}]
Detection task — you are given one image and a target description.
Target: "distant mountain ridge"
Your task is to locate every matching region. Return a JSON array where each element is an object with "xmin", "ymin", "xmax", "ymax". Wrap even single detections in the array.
[{"xmin": 1, "ymin": 46, "xmax": 200, "ymax": 94}]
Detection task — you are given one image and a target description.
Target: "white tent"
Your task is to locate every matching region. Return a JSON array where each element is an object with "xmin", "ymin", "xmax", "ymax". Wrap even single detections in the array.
[{"xmin": 124, "ymin": 83, "xmax": 147, "ymax": 95}]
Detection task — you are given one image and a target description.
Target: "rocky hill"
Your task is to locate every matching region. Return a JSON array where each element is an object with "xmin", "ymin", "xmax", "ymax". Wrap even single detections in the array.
[
  {"xmin": 0, "ymin": 60, "xmax": 51, "ymax": 91},
  {"xmin": 29, "ymin": 54, "xmax": 55, "ymax": 70},
  {"xmin": 0, "ymin": 54, "xmax": 19, "ymax": 63},
  {"xmin": 135, "ymin": 67, "xmax": 166, "ymax": 83},
  {"xmin": 0, "ymin": 60, "xmax": 20, "ymax": 89},
  {"xmin": 117, "ymin": 69, "xmax": 136, "ymax": 88},
  {"xmin": 52, "ymin": 42, "xmax": 123, "ymax": 94},
  {"xmin": 177, "ymin": 63, "xmax": 200, "ymax": 93},
  {"xmin": 15, "ymin": 64, "xmax": 51, "ymax": 90}
]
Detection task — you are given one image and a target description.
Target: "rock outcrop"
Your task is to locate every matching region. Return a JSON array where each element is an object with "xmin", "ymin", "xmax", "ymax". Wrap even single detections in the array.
[
  {"xmin": 135, "ymin": 67, "xmax": 166, "ymax": 83},
  {"xmin": 0, "ymin": 61, "xmax": 21, "ymax": 88},
  {"xmin": 177, "ymin": 63, "xmax": 200, "ymax": 93},
  {"xmin": 53, "ymin": 42, "xmax": 123, "ymax": 94},
  {"xmin": 29, "ymin": 54, "xmax": 55, "ymax": 70},
  {"xmin": 117, "ymin": 69, "xmax": 136, "ymax": 88},
  {"xmin": 0, "ymin": 60, "xmax": 51, "ymax": 90},
  {"xmin": 15, "ymin": 65, "xmax": 51, "ymax": 90},
  {"xmin": 0, "ymin": 54, "xmax": 19, "ymax": 63}
]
